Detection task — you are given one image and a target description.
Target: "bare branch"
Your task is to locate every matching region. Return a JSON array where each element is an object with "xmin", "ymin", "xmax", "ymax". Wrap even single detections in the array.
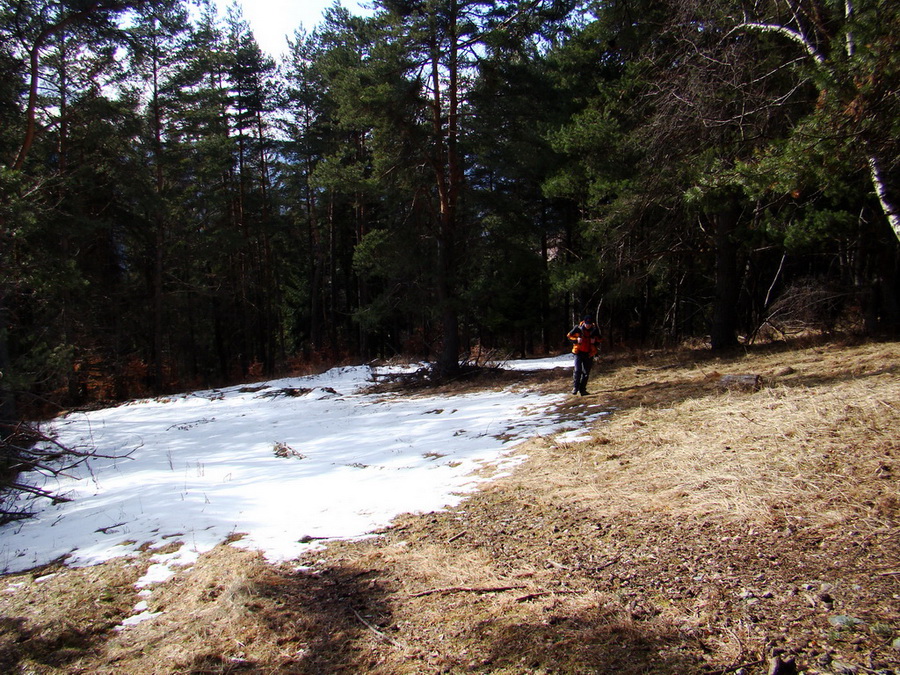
[
  {"xmin": 6, "ymin": 481, "xmax": 72, "ymax": 502},
  {"xmin": 1, "ymin": 417, "xmax": 137, "ymax": 525},
  {"xmin": 730, "ymin": 21, "xmax": 825, "ymax": 65}
]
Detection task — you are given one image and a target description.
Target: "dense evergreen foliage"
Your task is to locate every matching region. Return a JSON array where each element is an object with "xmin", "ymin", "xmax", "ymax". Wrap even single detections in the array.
[{"xmin": 0, "ymin": 0, "xmax": 897, "ymax": 415}]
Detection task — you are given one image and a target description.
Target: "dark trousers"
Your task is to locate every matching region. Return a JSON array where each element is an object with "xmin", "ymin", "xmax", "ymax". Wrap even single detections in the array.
[{"xmin": 573, "ymin": 352, "xmax": 593, "ymax": 393}]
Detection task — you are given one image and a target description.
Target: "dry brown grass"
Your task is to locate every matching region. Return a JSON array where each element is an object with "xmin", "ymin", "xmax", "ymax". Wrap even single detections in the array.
[
  {"xmin": 542, "ymin": 340, "xmax": 899, "ymax": 529},
  {"xmin": 0, "ymin": 337, "xmax": 898, "ymax": 674}
]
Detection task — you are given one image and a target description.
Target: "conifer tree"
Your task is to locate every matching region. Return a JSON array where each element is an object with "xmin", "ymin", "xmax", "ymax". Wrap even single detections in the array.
[
  {"xmin": 125, "ymin": 0, "xmax": 193, "ymax": 389},
  {"xmin": 731, "ymin": 0, "xmax": 900, "ymax": 244}
]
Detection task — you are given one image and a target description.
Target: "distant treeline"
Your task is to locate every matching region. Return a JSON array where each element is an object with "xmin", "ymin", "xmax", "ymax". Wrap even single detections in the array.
[{"xmin": 1, "ymin": 0, "xmax": 898, "ymax": 414}]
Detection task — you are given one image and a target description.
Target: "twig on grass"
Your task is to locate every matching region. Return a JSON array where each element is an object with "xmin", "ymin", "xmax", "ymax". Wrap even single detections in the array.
[
  {"xmin": 408, "ymin": 584, "xmax": 527, "ymax": 598},
  {"xmin": 714, "ymin": 659, "xmax": 765, "ymax": 674},
  {"xmin": 595, "ymin": 556, "xmax": 620, "ymax": 571},
  {"xmin": 514, "ymin": 589, "xmax": 580, "ymax": 603},
  {"xmin": 446, "ymin": 530, "xmax": 467, "ymax": 543},
  {"xmin": 351, "ymin": 608, "xmax": 405, "ymax": 649}
]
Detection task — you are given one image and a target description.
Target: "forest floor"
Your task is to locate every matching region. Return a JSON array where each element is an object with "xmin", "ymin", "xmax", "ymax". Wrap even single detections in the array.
[{"xmin": 1, "ymin": 337, "xmax": 899, "ymax": 674}]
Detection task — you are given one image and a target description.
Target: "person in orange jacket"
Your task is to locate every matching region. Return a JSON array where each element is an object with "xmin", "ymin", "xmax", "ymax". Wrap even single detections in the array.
[{"xmin": 567, "ymin": 314, "xmax": 602, "ymax": 395}]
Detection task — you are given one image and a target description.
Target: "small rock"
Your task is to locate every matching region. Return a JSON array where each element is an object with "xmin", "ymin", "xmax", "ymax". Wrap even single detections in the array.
[
  {"xmin": 828, "ymin": 615, "xmax": 864, "ymax": 629},
  {"xmin": 768, "ymin": 655, "xmax": 797, "ymax": 675},
  {"xmin": 892, "ymin": 636, "xmax": 900, "ymax": 651},
  {"xmin": 717, "ymin": 374, "xmax": 762, "ymax": 391}
]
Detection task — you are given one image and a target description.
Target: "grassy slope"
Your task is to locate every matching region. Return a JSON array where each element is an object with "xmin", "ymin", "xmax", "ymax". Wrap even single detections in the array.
[{"xmin": 1, "ymin": 338, "xmax": 898, "ymax": 674}]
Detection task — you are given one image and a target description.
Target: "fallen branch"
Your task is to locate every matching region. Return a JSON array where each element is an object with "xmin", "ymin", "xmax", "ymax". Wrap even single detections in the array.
[
  {"xmin": 0, "ymin": 509, "xmax": 35, "ymax": 522},
  {"xmin": 446, "ymin": 530, "xmax": 467, "ymax": 544},
  {"xmin": 408, "ymin": 584, "xmax": 526, "ymax": 598},
  {"xmin": 27, "ymin": 425, "xmax": 137, "ymax": 460},
  {"xmin": 595, "ymin": 556, "xmax": 620, "ymax": 570},
  {"xmin": 515, "ymin": 589, "xmax": 579, "ymax": 603},
  {"xmin": 1, "ymin": 418, "xmax": 137, "ymax": 525},
  {"xmin": 351, "ymin": 608, "xmax": 405, "ymax": 649},
  {"xmin": 7, "ymin": 481, "xmax": 73, "ymax": 502}
]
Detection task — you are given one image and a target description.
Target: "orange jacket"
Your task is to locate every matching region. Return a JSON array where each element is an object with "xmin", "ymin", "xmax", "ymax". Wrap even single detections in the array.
[{"xmin": 567, "ymin": 322, "xmax": 601, "ymax": 356}]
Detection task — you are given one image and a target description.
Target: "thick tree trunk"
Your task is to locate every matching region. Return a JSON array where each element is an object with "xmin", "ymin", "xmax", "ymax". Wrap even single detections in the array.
[
  {"xmin": 308, "ymin": 207, "xmax": 324, "ymax": 353},
  {"xmin": 0, "ymin": 297, "xmax": 14, "ymax": 426},
  {"xmin": 430, "ymin": 4, "xmax": 464, "ymax": 376},
  {"xmin": 152, "ymin": 226, "xmax": 164, "ymax": 389},
  {"xmin": 710, "ymin": 210, "xmax": 741, "ymax": 350},
  {"xmin": 439, "ymin": 296, "xmax": 461, "ymax": 375}
]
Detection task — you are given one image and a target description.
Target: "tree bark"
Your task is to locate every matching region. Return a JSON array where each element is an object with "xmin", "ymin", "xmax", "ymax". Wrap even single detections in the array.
[
  {"xmin": 710, "ymin": 209, "xmax": 741, "ymax": 350},
  {"xmin": 868, "ymin": 155, "xmax": 900, "ymax": 243},
  {"xmin": 430, "ymin": 1, "xmax": 464, "ymax": 374},
  {"xmin": 0, "ymin": 298, "xmax": 13, "ymax": 426}
]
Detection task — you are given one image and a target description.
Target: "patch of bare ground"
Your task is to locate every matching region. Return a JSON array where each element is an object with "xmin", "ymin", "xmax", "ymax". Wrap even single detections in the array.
[{"xmin": 1, "ymin": 338, "xmax": 898, "ymax": 674}]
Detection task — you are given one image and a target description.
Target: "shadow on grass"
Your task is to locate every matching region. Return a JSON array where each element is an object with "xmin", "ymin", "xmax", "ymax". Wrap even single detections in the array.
[
  {"xmin": 446, "ymin": 606, "xmax": 709, "ymax": 674},
  {"xmin": 0, "ymin": 554, "xmax": 396, "ymax": 674},
  {"xmin": 0, "ymin": 613, "xmax": 122, "ymax": 671},
  {"xmin": 230, "ymin": 563, "xmax": 397, "ymax": 674},
  {"xmin": 178, "ymin": 561, "xmax": 711, "ymax": 674},
  {"xmin": 0, "ymin": 557, "xmax": 143, "ymax": 674}
]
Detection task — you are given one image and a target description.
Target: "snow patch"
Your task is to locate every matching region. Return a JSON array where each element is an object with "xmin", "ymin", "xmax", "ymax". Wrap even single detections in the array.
[{"xmin": 0, "ymin": 356, "xmax": 603, "ymax": 583}]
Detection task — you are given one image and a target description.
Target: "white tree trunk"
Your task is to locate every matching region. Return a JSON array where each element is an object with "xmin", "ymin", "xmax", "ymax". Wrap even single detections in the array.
[
  {"xmin": 736, "ymin": 6, "xmax": 900, "ymax": 244},
  {"xmin": 868, "ymin": 155, "xmax": 900, "ymax": 242}
]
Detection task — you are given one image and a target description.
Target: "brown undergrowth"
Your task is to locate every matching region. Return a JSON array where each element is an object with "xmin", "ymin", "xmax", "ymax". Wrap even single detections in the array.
[{"xmin": 1, "ymin": 337, "xmax": 898, "ymax": 674}]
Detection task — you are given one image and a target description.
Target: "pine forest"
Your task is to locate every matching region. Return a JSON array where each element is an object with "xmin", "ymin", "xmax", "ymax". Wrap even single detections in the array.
[{"xmin": 1, "ymin": 0, "xmax": 898, "ymax": 418}]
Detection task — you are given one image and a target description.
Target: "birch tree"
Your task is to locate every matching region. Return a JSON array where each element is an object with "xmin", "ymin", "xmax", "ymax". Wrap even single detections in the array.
[{"xmin": 732, "ymin": 0, "xmax": 900, "ymax": 242}]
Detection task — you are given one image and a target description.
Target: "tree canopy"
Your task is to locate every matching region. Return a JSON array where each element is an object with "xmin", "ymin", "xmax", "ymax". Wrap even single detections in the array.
[{"xmin": 0, "ymin": 0, "xmax": 897, "ymax": 417}]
